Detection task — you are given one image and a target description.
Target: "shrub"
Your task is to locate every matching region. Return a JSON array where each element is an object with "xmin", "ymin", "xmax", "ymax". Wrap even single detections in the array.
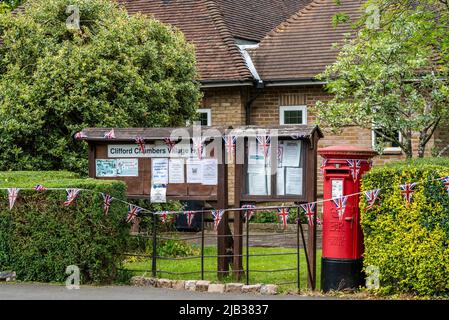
[
  {"xmin": 0, "ymin": 171, "xmax": 131, "ymax": 284},
  {"xmin": 361, "ymin": 157, "xmax": 449, "ymax": 296}
]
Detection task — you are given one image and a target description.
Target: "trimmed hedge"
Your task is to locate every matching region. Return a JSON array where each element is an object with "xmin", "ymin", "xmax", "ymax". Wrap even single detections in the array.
[
  {"xmin": 361, "ymin": 158, "xmax": 449, "ymax": 296},
  {"xmin": 0, "ymin": 171, "xmax": 130, "ymax": 284}
]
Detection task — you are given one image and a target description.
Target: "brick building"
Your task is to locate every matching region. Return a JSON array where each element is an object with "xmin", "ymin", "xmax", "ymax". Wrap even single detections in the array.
[
  {"xmin": 11, "ymin": 0, "xmax": 449, "ymax": 201},
  {"xmin": 118, "ymin": 0, "xmax": 449, "ymax": 203}
]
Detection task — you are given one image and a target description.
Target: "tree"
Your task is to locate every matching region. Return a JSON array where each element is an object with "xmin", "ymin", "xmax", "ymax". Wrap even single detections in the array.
[
  {"xmin": 0, "ymin": 1, "xmax": 24, "ymax": 13},
  {"xmin": 315, "ymin": 10, "xmax": 449, "ymax": 158},
  {"xmin": 0, "ymin": 0, "xmax": 201, "ymax": 173}
]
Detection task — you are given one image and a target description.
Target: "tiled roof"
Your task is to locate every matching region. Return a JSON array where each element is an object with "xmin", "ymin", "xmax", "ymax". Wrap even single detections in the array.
[
  {"xmin": 249, "ymin": 0, "xmax": 363, "ymax": 82},
  {"xmin": 214, "ymin": 0, "xmax": 313, "ymax": 42},
  {"xmin": 118, "ymin": 0, "xmax": 253, "ymax": 82}
]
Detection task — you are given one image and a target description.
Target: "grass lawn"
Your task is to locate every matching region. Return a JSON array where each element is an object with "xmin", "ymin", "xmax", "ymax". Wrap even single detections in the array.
[{"xmin": 124, "ymin": 246, "xmax": 322, "ymax": 292}]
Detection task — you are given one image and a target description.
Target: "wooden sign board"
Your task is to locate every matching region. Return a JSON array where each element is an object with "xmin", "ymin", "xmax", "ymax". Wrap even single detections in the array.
[{"xmin": 79, "ymin": 127, "xmax": 227, "ymax": 202}]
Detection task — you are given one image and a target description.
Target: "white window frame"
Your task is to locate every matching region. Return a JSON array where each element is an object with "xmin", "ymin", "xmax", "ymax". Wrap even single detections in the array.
[
  {"xmin": 279, "ymin": 105, "xmax": 307, "ymax": 125},
  {"xmin": 371, "ymin": 128, "xmax": 402, "ymax": 153}
]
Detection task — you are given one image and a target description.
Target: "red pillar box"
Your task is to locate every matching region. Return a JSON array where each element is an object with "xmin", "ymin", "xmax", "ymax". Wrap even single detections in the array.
[{"xmin": 318, "ymin": 146, "xmax": 377, "ymax": 292}]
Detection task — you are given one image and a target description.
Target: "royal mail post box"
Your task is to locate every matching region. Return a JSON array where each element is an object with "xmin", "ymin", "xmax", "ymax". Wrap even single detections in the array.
[{"xmin": 318, "ymin": 146, "xmax": 377, "ymax": 292}]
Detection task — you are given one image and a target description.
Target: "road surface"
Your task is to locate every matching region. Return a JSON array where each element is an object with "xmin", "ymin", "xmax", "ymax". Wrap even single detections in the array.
[{"xmin": 0, "ymin": 283, "xmax": 334, "ymax": 300}]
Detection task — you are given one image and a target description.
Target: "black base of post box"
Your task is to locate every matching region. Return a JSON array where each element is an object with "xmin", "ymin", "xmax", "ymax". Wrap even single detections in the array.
[{"xmin": 321, "ymin": 257, "xmax": 364, "ymax": 292}]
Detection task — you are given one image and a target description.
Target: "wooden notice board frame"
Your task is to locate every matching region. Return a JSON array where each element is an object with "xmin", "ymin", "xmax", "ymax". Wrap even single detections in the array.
[
  {"xmin": 80, "ymin": 126, "xmax": 233, "ymax": 276},
  {"xmin": 231, "ymin": 125, "xmax": 323, "ymax": 288}
]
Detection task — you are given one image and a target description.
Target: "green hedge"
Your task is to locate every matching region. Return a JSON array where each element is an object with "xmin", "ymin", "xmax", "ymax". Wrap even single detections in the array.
[
  {"xmin": 361, "ymin": 158, "xmax": 449, "ymax": 296},
  {"xmin": 0, "ymin": 171, "xmax": 130, "ymax": 284}
]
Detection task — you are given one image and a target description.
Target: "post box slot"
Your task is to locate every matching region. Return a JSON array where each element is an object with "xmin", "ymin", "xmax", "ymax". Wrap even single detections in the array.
[{"xmin": 325, "ymin": 169, "xmax": 350, "ymax": 175}]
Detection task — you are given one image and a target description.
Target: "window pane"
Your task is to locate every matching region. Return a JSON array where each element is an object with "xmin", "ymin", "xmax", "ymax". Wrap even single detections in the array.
[
  {"xmin": 283, "ymin": 110, "xmax": 303, "ymax": 124},
  {"xmin": 199, "ymin": 112, "xmax": 209, "ymax": 126},
  {"xmin": 374, "ymin": 129, "xmax": 400, "ymax": 148}
]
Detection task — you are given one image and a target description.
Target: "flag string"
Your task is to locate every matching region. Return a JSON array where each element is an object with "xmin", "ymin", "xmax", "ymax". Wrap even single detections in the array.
[{"xmin": 0, "ymin": 175, "xmax": 448, "ymax": 219}]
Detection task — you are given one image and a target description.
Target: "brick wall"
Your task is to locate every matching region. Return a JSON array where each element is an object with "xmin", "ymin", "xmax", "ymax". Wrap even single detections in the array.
[
  {"xmin": 202, "ymin": 87, "xmax": 248, "ymax": 205},
  {"xmin": 200, "ymin": 85, "xmax": 448, "ymax": 205}
]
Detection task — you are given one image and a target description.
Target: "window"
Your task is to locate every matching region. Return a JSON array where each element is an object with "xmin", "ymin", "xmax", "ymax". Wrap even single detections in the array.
[
  {"xmin": 372, "ymin": 128, "xmax": 402, "ymax": 153},
  {"xmin": 198, "ymin": 109, "xmax": 212, "ymax": 126},
  {"xmin": 279, "ymin": 106, "xmax": 307, "ymax": 125}
]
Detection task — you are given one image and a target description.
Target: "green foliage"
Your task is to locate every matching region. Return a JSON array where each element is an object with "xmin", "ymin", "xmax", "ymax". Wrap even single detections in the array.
[
  {"xmin": 251, "ymin": 207, "xmax": 307, "ymax": 224},
  {"xmin": 361, "ymin": 158, "xmax": 449, "ymax": 296},
  {"xmin": 0, "ymin": 0, "xmax": 201, "ymax": 174},
  {"xmin": 316, "ymin": 7, "xmax": 449, "ymax": 158},
  {"xmin": 0, "ymin": 171, "xmax": 131, "ymax": 284}
]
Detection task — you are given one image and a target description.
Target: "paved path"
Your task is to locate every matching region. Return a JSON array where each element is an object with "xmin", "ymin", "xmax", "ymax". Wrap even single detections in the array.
[{"xmin": 0, "ymin": 283, "xmax": 333, "ymax": 300}]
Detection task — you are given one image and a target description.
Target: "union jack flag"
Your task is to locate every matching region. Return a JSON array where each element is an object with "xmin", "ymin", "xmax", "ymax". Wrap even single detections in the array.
[
  {"xmin": 164, "ymin": 138, "xmax": 177, "ymax": 154},
  {"xmin": 211, "ymin": 210, "xmax": 225, "ymax": 231},
  {"xmin": 442, "ymin": 177, "xmax": 449, "ymax": 196},
  {"xmin": 185, "ymin": 211, "xmax": 195, "ymax": 227},
  {"xmin": 364, "ymin": 189, "xmax": 381, "ymax": 210},
  {"xmin": 33, "ymin": 185, "xmax": 46, "ymax": 191},
  {"xmin": 242, "ymin": 204, "xmax": 256, "ymax": 222},
  {"xmin": 256, "ymin": 135, "xmax": 271, "ymax": 158},
  {"xmin": 104, "ymin": 129, "xmax": 115, "ymax": 139},
  {"xmin": 320, "ymin": 159, "xmax": 328, "ymax": 175},
  {"xmin": 192, "ymin": 137, "xmax": 204, "ymax": 160},
  {"xmin": 223, "ymin": 135, "xmax": 237, "ymax": 157},
  {"xmin": 346, "ymin": 159, "xmax": 362, "ymax": 181},
  {"xmin": 277, "ymin": 207, "xmax": 290, "ymax": 229},
  {"xmin": 126, "ymin": 204, "xmax": 142, "ymax": 223},
  {"xmin": 135, "ymin": 136, "xmax": 146, "ymax": 154},
  {"xmin": 333, "ymin": 196, "xmax": 348, "ymax": 221},
  {"xmin": 7, "ymin": 188, "xmax": 19, "ymax": 210},
  {"xmin": 64, "ymin": 189, "xmax": 81, "ymax": 206},
  {"xmin": 74, "ymin": 131, "xmax": 87, "ymax": 140},
  {"xmin": 157, "ymin": 211, "xmax": 170, "ymax": 224},
  {"xmin": 300, "ymin": 203, "xmax": 316, "ymax": 226},
  {"xmin": 400, "ymin": 182, "xmax": 417, "ymax": 204},
  {"xmin": 102, "ymin": 193, "xmax": 113, "ymax": 216}
]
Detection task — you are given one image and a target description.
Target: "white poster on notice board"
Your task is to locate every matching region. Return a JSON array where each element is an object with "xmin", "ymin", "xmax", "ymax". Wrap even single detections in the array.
[
  {"xmin": 152, "ymin": 158, "xmax": 169, "ymax": 184},
  {"xmin": 169, "ymin": 158, "xmax": 185, "ymax": 184},
  {"xmin": 201, "ymin": 158, "xmax": 218, "ymax": 185},
  {"xmin": 186, "ymin": 159, "xmax": 202, "ymax": 183},
  {"xmin": 282, "ymin": 141, "xmax": 301, "ymax": 167}
]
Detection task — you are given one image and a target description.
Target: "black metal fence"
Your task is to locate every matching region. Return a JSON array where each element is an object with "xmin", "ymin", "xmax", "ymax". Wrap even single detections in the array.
[{"xmin": 123, "ymin": 205, "xmax": 313, "ymax": 292}]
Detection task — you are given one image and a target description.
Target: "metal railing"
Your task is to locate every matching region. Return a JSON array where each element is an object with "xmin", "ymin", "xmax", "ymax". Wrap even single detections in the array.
[{"xmin": 123, "ymin": 205, "xmax": 313, "ymax": 292}]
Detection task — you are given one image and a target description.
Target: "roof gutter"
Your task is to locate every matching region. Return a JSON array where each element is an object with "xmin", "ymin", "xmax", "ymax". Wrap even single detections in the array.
[
  {"xmin": 200, "ymin": 80, "xmax": 254, "ymax": 89},
  {"xmin": 263, "ymin": 79, "xmax": 328, "ymax": 87}
]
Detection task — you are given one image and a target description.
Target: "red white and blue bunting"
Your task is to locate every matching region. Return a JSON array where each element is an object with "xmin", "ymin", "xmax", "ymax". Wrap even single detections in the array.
[
  {"xmin": 104, "ymin": 129, "xmax": 115, "ymax": 140},
  {"xmin": 333, "ymin": 196, "xmax": 348, "ymax": 221},
  {"xmin": 301, "ymin": 203, "xmax": 316, "ymax": 226},
  {"xmin": 346, "ymin": 159, "xmax": 362, "ymax": 181},
  {"xmin": 256, "ymin": 135, "xmax": 271, "ymax": 158},
  {"xmin": 3, "ymin": 176, "xmax": 449, "ymax": 228},
  {"xmin": 211, "ymin": 210, "xmax": 225, "ymax": 231},
  {"xmin": 164, "ymin": 138, "xmax": 178, "ymax": 154},
  {"xmin": 135, "ymin": 137, "xmax": 146, "ymax": 154}
]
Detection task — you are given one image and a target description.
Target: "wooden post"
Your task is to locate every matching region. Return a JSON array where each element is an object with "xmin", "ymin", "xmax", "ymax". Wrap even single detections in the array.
[
  {"xmin": 233, "ymin": 205, "xmax": 243, "ymax": 280},
  {"xmin": 306, "ymin": 136, "xmax": 318, "ymax": 290},
  {"xmin": 217, "ymin": 141, "xmax": 230, "ymax": 279}
]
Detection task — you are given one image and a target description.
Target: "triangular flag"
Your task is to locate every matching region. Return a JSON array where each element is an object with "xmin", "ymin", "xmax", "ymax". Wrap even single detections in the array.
[{"xmin": 7, "ymin": 188, "xmax": 19, "ymax": 210}]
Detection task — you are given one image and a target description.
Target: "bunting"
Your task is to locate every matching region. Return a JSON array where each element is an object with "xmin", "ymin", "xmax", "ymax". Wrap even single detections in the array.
[
  {"xmin": 300, "ymin": 203, "xmax": 316, "ymax": 226},
  {"xmin": 164, "ymin": 138, "xmax": 177, "ymax": 154},
  {"xmin": 442, "ymin": 177, "xmax": 449, "ymax": 196},
  {"xmin": 256, "ymin": 135, "xmax": 271, "ymax": 158},
  {"xmin": 185, "ymin": 211, "xmax": 195, "ymax": 227},
  {"xmin": 223, "ymin": 135, "xmax": 237, "ymax": 158},
  {"xmin": 135, "ymin": 137, "xmax": 146, "ymax": 154},
  {"xmin": 192, "ymin": 137, "xmax": 204, "ymax": 160},
  {"xmin": 277, "ymin": 207, "xmax": 289, "ymax": 229},
  {"xmin": 364, "ymin": 189, "xmax": 381, "ymax": 210},
  {"xmin": 126, "ymin": 204, "xmax": 142, "ymax": 223},
  {"xmin": 33, "ymin": 185, "xmax": 47, "ymax": 191},
  {"xmin": 102, "ymin": 193, "xmax": 113, "ymax": 216},
  {"xmin": 104, "ymin": 129, "xmax": 115, "ymax": 139},
  {"xmin": 400, "ymin": 182, "xmax": 417, "ymax": 204},
  {"xmin": 333, "ymin": 196, "xmax": 348, "ymax": 221},
  {"xmin": 320, "ymin": 159, "xmax": 328, "ymax": 175},
  {"xmin": 74, "ymin": 131, "xmax": 87, "ymax": 140},
  {"xmin": 347, "ymin": 159, "xmax": 362, "ymax": 181},
  {"xmin": 242, "ymin": 204, "xmax": 256, "ymax": 222},
  {"xmin": 211, "ymin": 210, "xmax": 225, "ymax": 231},
  {"xmin": 64, "ymin": 189, "xmax": 81, "ymax": 206},
  {"xmin": 7, "ymin": 188, "xmax": 19, "ymax": 210},
  {"xmin": 158, "ymin": 211, "xmax": 170, "ymax": 224}
]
